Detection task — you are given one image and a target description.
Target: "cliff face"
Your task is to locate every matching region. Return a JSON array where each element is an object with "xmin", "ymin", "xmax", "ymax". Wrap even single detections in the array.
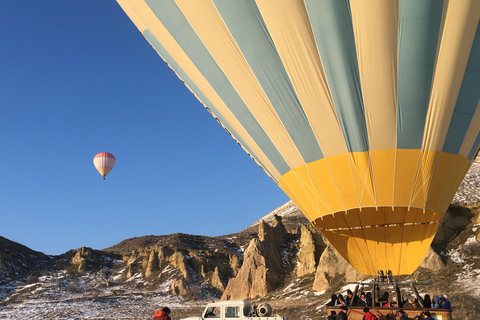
[{"xmin": 106, "ymin": 234, "xmax": 243, "ymax": 298}]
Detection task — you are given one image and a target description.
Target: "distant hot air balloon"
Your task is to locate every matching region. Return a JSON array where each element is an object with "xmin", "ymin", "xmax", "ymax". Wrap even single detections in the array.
[
  {"xmin": 93, "ymin": 152, "xmax": 116, "ymax": 180},
  {"xmin": 117, "ymin": 0, "xmax": 480, "ymax": 275}
]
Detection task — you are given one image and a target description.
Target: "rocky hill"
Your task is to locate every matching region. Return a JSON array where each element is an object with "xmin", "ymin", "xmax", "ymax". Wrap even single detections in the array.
[
  {"xmin": 1, "ymin": 163, "xmax": 480, "ymax": 319},
  {"xmin": 0, "ymin": 236, "xmax": 51, "ymax": 288}
]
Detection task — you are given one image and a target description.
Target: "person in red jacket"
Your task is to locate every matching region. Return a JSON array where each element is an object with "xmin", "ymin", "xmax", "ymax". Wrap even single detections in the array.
[
  {"xmin": 153, "ymin": 307, "xmax": 172, "ymax": 320},
  {"xmin": 362, "ymin": 307, "xmax": 377, "ymax": 320}
]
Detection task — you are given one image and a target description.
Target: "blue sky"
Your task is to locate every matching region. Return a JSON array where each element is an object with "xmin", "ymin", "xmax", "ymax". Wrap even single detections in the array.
[{"xmin": 0, "ymin": 1, "xmax": 289, "ymax": 255}]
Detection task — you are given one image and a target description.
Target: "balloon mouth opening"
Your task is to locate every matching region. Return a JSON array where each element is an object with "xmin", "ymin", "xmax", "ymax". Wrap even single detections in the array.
[
  {"xmin": 311, "ymin": 207, "xmax": 444, "ymax": 275},
  {"xmin": 312, "ymin": 206, "xmax": 444, "ymax": 233}
]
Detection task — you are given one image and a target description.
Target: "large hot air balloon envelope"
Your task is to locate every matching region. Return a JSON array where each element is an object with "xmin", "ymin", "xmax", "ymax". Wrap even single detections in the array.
[
  {"xmin": 117, "ymin": 0, "xmax": 480, "ymax": 275},
  {"xmin": 94, "ymin": 152, "xmax": 116, "ymax": 180}
]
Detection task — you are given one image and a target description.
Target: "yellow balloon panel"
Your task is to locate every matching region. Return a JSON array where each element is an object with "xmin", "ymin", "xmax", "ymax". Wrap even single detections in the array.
[{"xmin": 279, "ymin": 150, "xmax": 470, "ymax": 275}]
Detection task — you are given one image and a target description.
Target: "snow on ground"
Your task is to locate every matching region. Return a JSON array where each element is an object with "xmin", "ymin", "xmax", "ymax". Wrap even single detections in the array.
[
  {"xmin": 250, "ymin": 201, "xmax": 299, "ymax": 227},
  {"xmin": 0, "ymin": 263, "xmax": 195, "ymax": 319},
  {"xmin": 453, "ymin": 161, "xmax": 480, "ymax": 203},
  {"xmin": 0, "ymin": 293, "xmax": 190, "ymax": 319},
  {"xmin": 447, "ymin": 236, "xmax": 480, "ymax": 297}
]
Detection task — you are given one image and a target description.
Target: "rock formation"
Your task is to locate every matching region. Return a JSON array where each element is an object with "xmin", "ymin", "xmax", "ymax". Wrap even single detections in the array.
[
  {"xmin": 221, "ymin": 214, "xmax": 290, "ymax": 300},
  {"xmin": 258, "ymin": 215, "xmax": 287, "ymax": 244},
  {"xmin": 312, "ymin": 244, "xmax": 362, "ymax": 292},
  {"xmin": 296, "ymin": 225, "xmax": 326, "ymax": 277},
  {"xmin": 229, "ymin": 254, "xmax": 241, "ymax": 277},
  {"xmin": 70, "ymin": 247, "xmax": 93, "ymax": 273},
  {"xmin": 211, "ymin": 266, "xmax": 225, "ymax": 292},
  {"xmin": 145, "ymin": 251, "xmax": 159, "ymax": 277},
  {"xmin": 170, "ymin": 278, "xmax": 189, "ymax": 296},
  {"xmin": 168, "ymin": 251, "xmax": 192, "ymax": 282},
  {"xmin": 419, "ymin": 247, "xmax": 445, "ymax": 271},
  {"xmin": 221, "ymin": 237, "xmax": 284, "ymax": 300},
  {"xmin": 125, "ymin": 255, "xmax": 138, "ymax": 278},
  {"xmin": 434, "ymin": 206, "xmax": 473, "ymax": 244}
]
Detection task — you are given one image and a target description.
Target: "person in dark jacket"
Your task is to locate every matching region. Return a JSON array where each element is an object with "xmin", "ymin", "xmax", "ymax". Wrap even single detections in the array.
[
  {"xmin": 345, "ymin": 289, "xmax": 357, "ymax": 306},
  {"xmin": 153, "ymin": 307, "xmax": 171, "ymax": 320},
  {"xmin": 357, "ymin": 293, "xmax": 368, "ymax": 307},
  {"xmin": 336, "ymin": 306, "xmax": 348, "ymax": 320},
  {"xmin": 441, "ymin": 295, "xmax": 451, "ymax": 309},
  {"xmin": 326, "ymin": 294, "xmax": 338, "ymax": 307},
  {"xmin": 423, "ymin": 294, "xmax": 432, "ymax": 308},
  {"xmin": 398, "ymin": 310, "xmax": 408, "ymax": 320},
  {"xmin": 327, "ymin": 310, "xmax": 337, "ymax": 320}
]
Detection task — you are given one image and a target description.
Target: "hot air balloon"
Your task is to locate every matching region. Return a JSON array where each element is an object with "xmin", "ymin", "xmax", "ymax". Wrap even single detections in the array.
[
  {"xmin": 94, "ymin": 152, "xmax": 116, "ymax": 180},
  {"xmin": 117, "ymin": 0, "xmax": 480, "ymax": 276}
]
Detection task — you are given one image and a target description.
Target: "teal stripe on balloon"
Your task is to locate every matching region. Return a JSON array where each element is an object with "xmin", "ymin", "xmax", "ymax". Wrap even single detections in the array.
[
  {"xmin": 144, "ymin": 2, "xmax": 290, "ymax": 176},
  {"xmin": 468, "ymin": 130, "xmax": 480, "ymax": 160},
  {"xmin": 443, "ymin": 21, "xmax": 480, "ymax": 155},
  {"xmin": 305, "ymin": 0, "xmax": 369, "ymax": 153},
  {"xmin": 212, "ymin": 0, "xmax": 324, "ymax": 164},
  {"xmin": 397, "ymin": 0, "xmax": 444, "ymax": 149}
]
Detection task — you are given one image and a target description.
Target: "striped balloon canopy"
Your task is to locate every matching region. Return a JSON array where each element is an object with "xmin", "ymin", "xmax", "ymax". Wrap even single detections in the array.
[
  {"xmin": 117, "ymin": 0, "xmax": 480, "ymax": 275},
  {"xmin": 93, "ymin": 152, "xmax": 116, "ymax": 180}
]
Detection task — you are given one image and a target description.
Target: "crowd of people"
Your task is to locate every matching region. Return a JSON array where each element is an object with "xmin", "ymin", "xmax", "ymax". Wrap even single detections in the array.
[
  {"xmin": 327, "ymin": 306, "xmax": 441, "ymax": 320},
  {"xmin": 326, "ymin": 289, "xmax": 451, "ymax": 310},
  {"xmin": 325, "ymin": 288, "xmax": 451, "ymax": 319}
]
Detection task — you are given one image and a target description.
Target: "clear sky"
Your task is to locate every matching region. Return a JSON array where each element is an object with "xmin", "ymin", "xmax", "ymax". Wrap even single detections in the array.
[{"xmin": 0, "ymin": 1, "xmax": 289, "ymax": 255}]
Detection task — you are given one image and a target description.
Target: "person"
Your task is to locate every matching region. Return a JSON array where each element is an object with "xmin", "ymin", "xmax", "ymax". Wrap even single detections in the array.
[
  {"xmin": 432, "ymin": 296, "xmax": 441, "ymax": 308},
  {"xmin": 362, "ymin": 307, "xmax": 377, "ymax": 320},
  {"xmin": 336, "ymin": 296, "xmax": 347, "ymax": 307},
  {"xmin": 416, "ymin": 310, "xmax": 435, "ymax": 320},
  {"xmin": 153, "ymin": 307, "xmax": 171, "ymax": 320},
  {"xmin": 326, "ymin": 294, "xmax": 338, "ymax": 307},
  {"xmin": 327, "ymin": 310, "xmax": 337, "ymax": 320},
  {"xmin": 441, "ymin": 295, "xmax": 451, "ymax": 309},
  {"xmin": 398, "ymin": 310, "xmax": 408, "ymax": 320},
  {"xmin": 423, "ymin": 294, "xmax": 431, "ymax": 308},
  {"xmin": 346, "ymin": 289, "xmax": 357, "ymax": 306},
  {"xmin": 357, "ymin": 293, "xmax": 368, "ymax": 307},
  {"xmin": 366, "ymin": 292, "xmax": 373, "ymax": 306},
  {"xmin": 403, "ymin": 296, "xmax": 419, "ymax": 309},
  {"xmin": 337, "ymin": 306, "xmax": 348, "ymax": 320}
]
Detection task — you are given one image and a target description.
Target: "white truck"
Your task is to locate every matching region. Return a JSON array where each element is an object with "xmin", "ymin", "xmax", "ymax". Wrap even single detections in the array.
[{"xmin": 180, "ymin": 300, "xmax": 287, "ymax": 320}]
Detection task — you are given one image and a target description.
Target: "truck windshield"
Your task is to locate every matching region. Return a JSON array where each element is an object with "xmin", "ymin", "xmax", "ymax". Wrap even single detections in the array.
[{"xmin": 204, "ymin": 307, "xmax": 221, "ymax": 318}]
